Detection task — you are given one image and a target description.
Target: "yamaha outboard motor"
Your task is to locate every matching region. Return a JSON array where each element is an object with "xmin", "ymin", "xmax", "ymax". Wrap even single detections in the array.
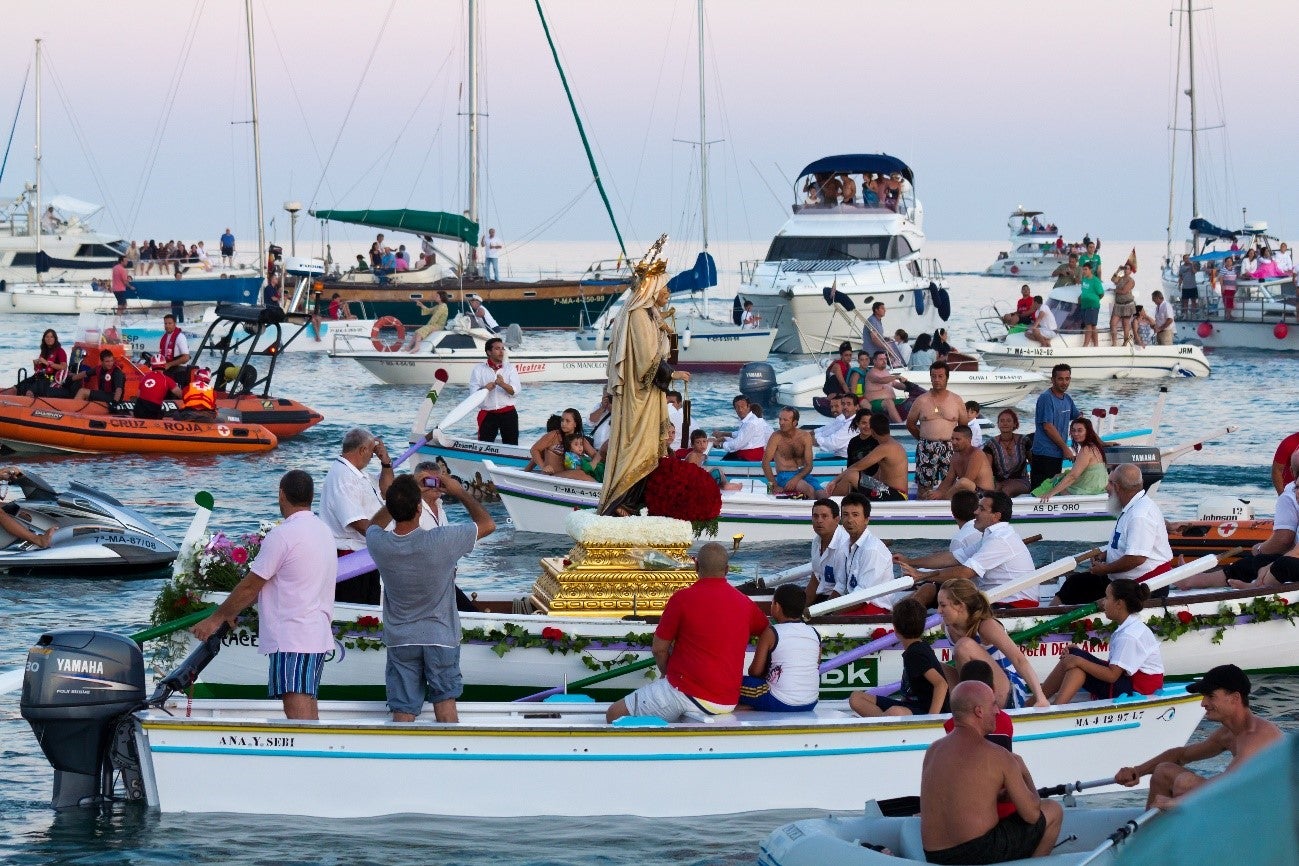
[
  {"xmin": 1105, "ymin": 445, "xmax": 1165, "ymax": 491},
  {"xmin": 738, "ymin": 362, "xmax": 777, "ymax": 408},
  {"xmin": 20, "ymin": 630, "xmax": 145, "ymax": 809}
]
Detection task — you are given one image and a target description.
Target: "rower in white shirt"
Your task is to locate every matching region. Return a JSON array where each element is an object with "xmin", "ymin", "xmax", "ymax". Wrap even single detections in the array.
[
  {"xmin": 813, "ymin": 394, "xmax": 858, "ymax": 458},
  {"xmin": 712, "ymin": 395, "xmax": 772, "ymax": 461},
  {"xmin": 895, "ymin": 491, "xmax": 1037, "ymax": 608},
  {"xmin": 804, "ymin": 498, "xmax": 851, "ymax": 605},
  {"xmin": 825, "ymin": 493, "xmax": 902, "ymax": 615}
]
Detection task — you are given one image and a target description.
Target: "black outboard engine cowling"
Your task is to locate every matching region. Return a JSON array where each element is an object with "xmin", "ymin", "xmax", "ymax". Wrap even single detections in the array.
[
  {"xmin": 1105, "ymin": 445, "xmax": 1165, "ymax": 491},
  {"xmin": 21, "ymin": 630, "xmax": 145, "ymax": 808},
  {"xmin": 738, "ymin": 362, "xmax": 777, "ymax": 408}
]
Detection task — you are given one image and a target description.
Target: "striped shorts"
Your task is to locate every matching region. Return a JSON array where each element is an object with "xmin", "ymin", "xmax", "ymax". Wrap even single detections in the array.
[{"xmin": 267, "ymin": 651, "xmax": 326, "ymax": 698}]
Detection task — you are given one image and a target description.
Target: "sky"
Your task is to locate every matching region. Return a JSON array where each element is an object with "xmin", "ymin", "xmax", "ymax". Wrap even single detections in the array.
[{"xmin": 5, "ymin": 0, "xmax": 1298, "ymax": 257}]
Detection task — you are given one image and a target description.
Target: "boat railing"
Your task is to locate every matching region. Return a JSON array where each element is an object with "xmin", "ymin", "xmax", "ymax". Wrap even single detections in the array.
[
  {"xmin": 740, "ymin": 256, "xmax": 946, "ymax": 289},
  {"xmin": 579, "ymin": 257, "xmax": 634, "ymax": 285},
  {"xmin": 975, "ymin": 306, "xmax": 1013, "ymax": 342}
]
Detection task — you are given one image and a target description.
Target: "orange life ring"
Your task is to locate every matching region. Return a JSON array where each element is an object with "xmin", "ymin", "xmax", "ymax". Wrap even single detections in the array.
[
  {"xmin": 1009, "ymin": 265, "xmax": 1019, "ymax": 275},
  {"xmin": 370, "ymin": 316, "xmax": 406, "ymax": 352}
]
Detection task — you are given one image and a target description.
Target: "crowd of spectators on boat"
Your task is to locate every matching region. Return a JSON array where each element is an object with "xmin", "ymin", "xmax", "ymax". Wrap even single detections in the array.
[
  {"xmin": 122, "ymin": 239, "xmax": 218, "ymax": 275},
  {"xmin": 1174, "ymin": 240, "xmax": 1295, "ymax": 319},
  {"xmin": 801, "ymin": 171, "xmax": 908, "ymax": 212}
]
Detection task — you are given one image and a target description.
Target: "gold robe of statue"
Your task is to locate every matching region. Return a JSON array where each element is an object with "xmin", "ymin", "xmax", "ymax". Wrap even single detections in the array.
[{"xmin": 598, "ymin": 251, "xmax": 674, "ymax": 515}]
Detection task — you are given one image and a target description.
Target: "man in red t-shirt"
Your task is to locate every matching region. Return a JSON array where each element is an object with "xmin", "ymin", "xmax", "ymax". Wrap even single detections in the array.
[
  {"xmin": 1272, "ymin": 432, "xmax": 1299, "ymax": 493},
  {"xmin": 606, "ymin": 542, "xmax": 771, "ymax": 723},
  {"xmin": 134, "ymin": 355, "xmax": 182, "ymax": 419}
]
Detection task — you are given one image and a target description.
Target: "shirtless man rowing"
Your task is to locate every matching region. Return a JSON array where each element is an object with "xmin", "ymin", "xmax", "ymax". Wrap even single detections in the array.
[
  {"xmin": 822, "ymin": 412, "xmax": 908, "ymax": 500},
  {"xmin": 906, "ymin": 361, "xmax": 967, "ymax": 498},
  {"xmin": 924, "ymin": 424, "xmax": 994, "ymax": 500},
  {"xmin": 1114, "ymin": 664, "xmax": 1282, "ymax": 809},
  {"xmin": 762, "ymin": 407, "xmax": 818, "ymax": 498},
  {"xmin": 921, "ymin": 680, "xmax": 1062, "ymax": 864}
]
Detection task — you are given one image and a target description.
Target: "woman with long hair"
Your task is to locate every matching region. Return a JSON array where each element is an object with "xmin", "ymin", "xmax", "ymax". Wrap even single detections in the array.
[
  {"xmin": 984, "ymin": 408, "xmax": 1031, "ymax": 496},
  {"xmin": 1033, "ymin": 417, "xmax": 1107, "ymax": 499},
  {"xmin": 937, "ymin": 579, "xmax": 1049, "ymax": 708},
  {"xmin": 528, "ymin": 408, "xmax": 597, "ymax": 480},
  {"xmin": 1041, "ymin": 578, "xmax": 1164, "ymax": 703},
  {"xmin": 907, "ymin": 332, "xmax": 936, "ymax": 371},
  {"xmin": 17, "ymin": 329, "xmax": 68, "ymax": 397}
]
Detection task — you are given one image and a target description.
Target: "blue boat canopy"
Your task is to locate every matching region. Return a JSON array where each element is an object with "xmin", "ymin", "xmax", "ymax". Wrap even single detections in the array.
[
  {"xmin": 666, "ymin": 252, "xmax": 717, "ymax": 293},
  {"xmin": 1189, "ymin": 217, "xmax": 1236, "ymax": 241},
  {"xmin": 797, "ymin": 154, "xmax": 913, "ymax": 184},
  {"xmin": 1190, "ymin": 250, "xmax": 1235, "ymax": 263}
]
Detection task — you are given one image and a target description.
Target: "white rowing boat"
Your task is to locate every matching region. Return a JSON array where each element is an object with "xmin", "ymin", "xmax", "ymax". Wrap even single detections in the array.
[{"xmin": 774, "ymin": 362, "xmax": 1046, "ymax": 410}]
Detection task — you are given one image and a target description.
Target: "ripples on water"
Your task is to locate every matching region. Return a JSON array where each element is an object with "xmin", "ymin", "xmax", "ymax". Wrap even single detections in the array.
[{"xmin": 1, "ymin": 241, "xmax": 1296, "ymax": 863}]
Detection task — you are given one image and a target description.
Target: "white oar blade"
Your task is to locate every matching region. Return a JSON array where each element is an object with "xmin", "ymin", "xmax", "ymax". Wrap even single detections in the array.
[
  {"xmin": 1146, "ymin": 553, "xmax": 1220, "ymax": 592},
  {"xmin": 760, "ymin": 564, "xmax": 811, "ymax": 588},
  {"xmin": 1158, "ymin": 425, "xmax": 1237, "ymax": 467},
  {"xmin": 0, "ymin": 667, "xmax": 24, "ymax": 695},
  {"xmin": 986, "ymin": 554, "xmax": 1079, "ymax": 604},
  {"xmin": 172, "ymin": 492, "xmax": 214, "ymax": 579},
  {"xmin": 435, "ymin": 388, "xmax": 488, "ymax": 433},
  {"xmin": 809, "ymin": 576, "xmax": 913, "ymax": 618}
]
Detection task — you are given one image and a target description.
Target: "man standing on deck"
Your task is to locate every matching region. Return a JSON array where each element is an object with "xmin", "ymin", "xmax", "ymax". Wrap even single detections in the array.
[
  {"xmin": 481, "ymin": 228, "xmax": 503, "ymax": 281},
  {"xmin": 110, "ymin": 255, "xmax": 132, "ymax": 316},
  {"xmin": 469, "ymin": 337, "xmax": 520, "ymax": 445},
  {"xmin": 1114, "ymin": 665, "xmax": 1282, "ymax": 809},
  {"xmin": 321, "ymin": 428, "xmax": 394, "ymax": 606},
  {"xmin": 606, "ymin": 543, "xmax": 770, "ymax": 723},
  {"xmin": 219, "ymin": 228, "xmax": 235, "ymax": 268},
  {"xmin": 906, "ymin": 361, "xmax": 967, "ymax": 498},
  {"xmin": 1029, "ymin": 364, "xmax": 1077, "ymax": 491},
  {"xmin": 921, "ymin": 681, "xmax": 1062, "ymax": 864},
  {"xmin": 862, "ymin": 301, "xmax": 890, "ymax": 357},
  {"xmin": 1151, "ymin": 290, "xmax": 1176, "ymax": 345},
  {"xmin": 192, "ymin": 470, "xmax": 337, "ymax": 721},
  {"xmin": 366, "ymin": 473, "xmax": 495, "ymax": 723}
]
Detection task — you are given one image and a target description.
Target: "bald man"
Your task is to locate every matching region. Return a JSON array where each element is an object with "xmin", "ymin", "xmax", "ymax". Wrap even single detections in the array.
[{"xmin": 920, "ymin": 681, "xmax": 1062, "ymax": 864}]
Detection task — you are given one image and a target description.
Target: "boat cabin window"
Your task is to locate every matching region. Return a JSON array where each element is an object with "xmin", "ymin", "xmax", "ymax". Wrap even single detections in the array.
[
  {"xmin": 766, "ymin": 235, "xmax": 905, "ymax": 263},
  {"xmin": 75, "ymin": 243, "xmax": 128, "ymax": 258},
  {"xmin": 1045, "ymin": 296, "xmax": 1082, "ymax": 332},
  {"xmin": 434, "ymin": 333, "xmax": 479, "ymax": 350}
]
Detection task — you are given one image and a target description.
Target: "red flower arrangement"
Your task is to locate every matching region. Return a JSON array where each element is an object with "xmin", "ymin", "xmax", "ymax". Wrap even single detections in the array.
[
  {"xmin": 871, "ymin": 627, "xmax": 890, "ymax": 641},
  {"xmin": 541, "ymin": 626, "xmax": 565, "ymax": 641},
  {"xmin": 643, "ymin": 457, "xmax": 722, "ymax": 537},
  {"xmin": 356, "ymin": 615, "xmax": 380, "ymax": 628},
  {"xmin": 1176, "ymin": 610, "xmax": 1194, "ymax": 624}
]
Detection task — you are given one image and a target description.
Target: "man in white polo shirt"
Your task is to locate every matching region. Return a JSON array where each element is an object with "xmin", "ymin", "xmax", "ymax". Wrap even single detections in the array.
[
  {"xmin": 813, "ymin": 394, "xmax": 858, "ymax": 458},
  {"xmin": 1053, "ymin": 464, "xmax": 1173, "ymax": 604},
  {"xmin": 804, "ymin": 497, "xmax": 850, "ymax": 604},
  {"xmin": 897, "ymin": 491, "xmax": 1037, "ymax": 608},
  {"xmin": 321, "ymin": 427, "xmax": 393, "ymax": 606},
  {"xmin": 821, "ymin": 493, "xmax": 899, "ymax": 615},
  {"xmin": 712, "ymin": 395, "xmax": 772, "ymax": 461}
]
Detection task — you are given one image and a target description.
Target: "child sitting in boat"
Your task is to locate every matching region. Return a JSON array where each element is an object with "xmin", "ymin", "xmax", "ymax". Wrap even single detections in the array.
[
  {"xmin": 848, "ymin": 598, "xmax": 949, "ymax": 717},
  {"xmin": 737, "ymin": 584, "xmax": 820, "ymax": 713},
  {"xmin": 1042, "ymin": 578, "xmax": 1164, "ymax": 704},
  {"xmin": 685, "ymin": 430, "xmax": 742, "ymax": 491}
]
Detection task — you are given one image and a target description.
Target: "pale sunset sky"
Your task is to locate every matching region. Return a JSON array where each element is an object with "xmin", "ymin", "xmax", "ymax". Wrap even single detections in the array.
[{"xmin": 4, "ymin": 0, "xmax": 1297, "ymax": 253}]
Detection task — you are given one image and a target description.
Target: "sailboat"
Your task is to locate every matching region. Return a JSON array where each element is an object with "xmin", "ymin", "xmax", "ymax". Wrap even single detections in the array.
[
  {"xmin": 573, "ymin": 0, "xmax": 777, "ymax": 372},
  {"xmin": 1159, "ymin": 0, "xmax": 1299, "ymax": 350},
  {"xmin": 309, "ymin": 0, "xmax": 631, "ymax": 330},
  {"xmin": 0, "ymin": 40, "xmax": 262, "ymax": 314}
]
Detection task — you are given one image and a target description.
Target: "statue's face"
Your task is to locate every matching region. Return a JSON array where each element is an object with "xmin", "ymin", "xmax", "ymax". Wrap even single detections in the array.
[{"xmin": 654, "ymin": 285, "xmax": 670, "ymax": 307}]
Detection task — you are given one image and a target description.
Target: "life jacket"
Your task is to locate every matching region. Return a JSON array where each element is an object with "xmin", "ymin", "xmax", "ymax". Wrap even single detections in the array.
[
  {"xmin": 159, "ymin": 328, "xmax": 184, "ymax": 361},
  {"xmin": 182, "ymin": 378, "xmax": 215, "ymax": 411},
  {"xmin": 138, "ymin": 371, "xmax": 176, "ymax": 404}
]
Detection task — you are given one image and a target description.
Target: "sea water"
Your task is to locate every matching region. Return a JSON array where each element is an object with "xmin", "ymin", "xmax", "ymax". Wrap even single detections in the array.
[{"xmin": 1, "ymin": 240, "xmax": 1295, "ymax": 863}]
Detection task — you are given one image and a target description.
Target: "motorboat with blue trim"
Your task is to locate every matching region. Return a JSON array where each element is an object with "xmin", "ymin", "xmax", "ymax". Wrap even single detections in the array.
[
  {"xmin": 738, "ymin": 154, "xmax": 952, "ymax": 354},
  {"xmin": 18, "ymin": 622, "xmax": 1204, "ymax": 817},
  {"xmin": 0, "ymin": 471, "xmax": 177, "ymax": 574}
]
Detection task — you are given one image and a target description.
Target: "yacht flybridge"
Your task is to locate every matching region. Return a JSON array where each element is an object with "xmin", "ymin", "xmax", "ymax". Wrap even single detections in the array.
[{"xmin": 738, "ymin": 154, "xmax": 951, "ymax": 354}]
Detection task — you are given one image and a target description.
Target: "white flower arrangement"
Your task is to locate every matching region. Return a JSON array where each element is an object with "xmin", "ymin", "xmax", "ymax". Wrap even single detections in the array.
[{"xmin": 565, "ymin": 511, "xmax": 693, "ymax": 547}]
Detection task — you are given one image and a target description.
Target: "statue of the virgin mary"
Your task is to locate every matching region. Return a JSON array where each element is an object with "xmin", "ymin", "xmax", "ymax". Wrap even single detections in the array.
[{"xmin": 597, "ymin": 237, "xmax": 690, "ymax": 515}]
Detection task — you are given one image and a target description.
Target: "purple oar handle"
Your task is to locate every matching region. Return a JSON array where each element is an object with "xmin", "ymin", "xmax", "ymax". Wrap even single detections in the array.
[{"xmin": 817, "ymin": 613, "xmax": 942, "ymax": 673}]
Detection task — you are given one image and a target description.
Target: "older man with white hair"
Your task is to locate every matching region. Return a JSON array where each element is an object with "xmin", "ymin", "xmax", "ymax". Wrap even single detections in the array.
[
  {"xmin": 1053, "ymin": 463, "xmax": 1173, "ymax": 604},
  {"xmin": 322, "ymin": 427, "xmax": 394, "ymax": 605}
]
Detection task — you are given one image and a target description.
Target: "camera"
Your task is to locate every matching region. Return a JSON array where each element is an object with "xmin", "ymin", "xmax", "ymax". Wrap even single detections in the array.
[{"xmin": 422, "ymin": 476, "xmax": 440, "ymax": 489}]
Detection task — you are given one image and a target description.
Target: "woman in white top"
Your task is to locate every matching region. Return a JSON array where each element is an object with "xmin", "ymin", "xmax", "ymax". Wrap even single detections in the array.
[{"xmin": 1042, "ymin": 578, "xmax": 1164, "ymax": 703}]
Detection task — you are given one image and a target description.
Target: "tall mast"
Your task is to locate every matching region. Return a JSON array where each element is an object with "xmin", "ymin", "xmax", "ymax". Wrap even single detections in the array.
[
  {"xmin": 33, "ymin": 39, "xmax": 41, "ymax": 257},
  {"xmin": 467, "ymin": 0, "xmax": 480, "ymax": 229},
  {"xmin": 244, "ymin": 0, "xmax": 266, "ymax": 273},
  {"xmin": 697, "ymin": 0, "xmax": 708, "ymax": 253},
  {"xmin": 1187, "ymin": 0, "xmax": 1199, "ymax": 252}
]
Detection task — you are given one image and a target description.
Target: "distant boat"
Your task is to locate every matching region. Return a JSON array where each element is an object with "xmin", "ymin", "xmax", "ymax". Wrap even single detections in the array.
[{"xmin": 985, "ymin": 207, "xmax": 1069, "ymax": 279}]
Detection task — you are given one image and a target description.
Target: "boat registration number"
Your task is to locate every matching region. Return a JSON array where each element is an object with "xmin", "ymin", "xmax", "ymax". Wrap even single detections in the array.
[{"xmin": 1074, "ymin": 709, "xmax": 1145, "ymax": 727}]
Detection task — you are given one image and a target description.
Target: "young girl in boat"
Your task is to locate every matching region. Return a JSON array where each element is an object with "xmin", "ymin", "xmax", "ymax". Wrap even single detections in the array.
[
  {"xmin": 528, "ymin": 408, "xmax": 598, "ymax": 480},
  {"xmin": 1032, "ymin": 416, "xmax": 1107, "ymax": 499},
  {"xmin": 1041, "ymin": 578, "xmax": 1164, "ymax": 704},
  {"xmin": 937, "ymin": 579, "xmax": 1049, "ymax": 709}
]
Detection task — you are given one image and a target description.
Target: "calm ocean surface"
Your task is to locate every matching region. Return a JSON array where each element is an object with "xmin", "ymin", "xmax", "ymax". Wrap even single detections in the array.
[{"xmin": 1, "ymin": 240, "xmax": 1295, "ymax": 863}]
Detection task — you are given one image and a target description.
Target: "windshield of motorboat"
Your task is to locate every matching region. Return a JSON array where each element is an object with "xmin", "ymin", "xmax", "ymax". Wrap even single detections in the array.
[
  {"xmin": 76, "ymin": 241, "xmax": 130, "ymax": 258},
  {"xmin": 1045, "ymin": 295, "xmax": 1082, "ymax": 331},
  {"xmin": 765, "ymin": 235, "xmax": 913, "ymax": 263}
]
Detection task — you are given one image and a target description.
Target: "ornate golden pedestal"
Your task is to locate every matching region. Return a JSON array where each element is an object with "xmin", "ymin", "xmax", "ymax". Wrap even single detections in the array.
[{"xmin": 529, "ymin": 541, "xmax": 695, "ymax": 618}]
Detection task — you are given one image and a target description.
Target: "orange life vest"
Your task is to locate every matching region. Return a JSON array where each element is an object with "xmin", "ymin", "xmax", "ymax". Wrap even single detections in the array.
[{"xmin": 182, "ymin": 379, "xmax": 215, "ymax": 412}]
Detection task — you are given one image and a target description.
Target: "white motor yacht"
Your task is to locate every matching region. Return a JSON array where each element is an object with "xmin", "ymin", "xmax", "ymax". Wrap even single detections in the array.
[
  {"xmin": 738, "ymin": 154, "xmax": 952, "ymax": 354},
  {"xmin": 985, "ymin": 207, "xmax": 1068, "ymax": 278}
]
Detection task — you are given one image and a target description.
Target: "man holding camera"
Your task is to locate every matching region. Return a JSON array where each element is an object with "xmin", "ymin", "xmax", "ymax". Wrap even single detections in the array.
[{"xmin": 366, "ymin": 472, "xmax": 495, "ymax": 723}]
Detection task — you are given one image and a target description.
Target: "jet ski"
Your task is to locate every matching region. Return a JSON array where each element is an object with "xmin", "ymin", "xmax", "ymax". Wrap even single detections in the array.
[{"xmin": 0, "ymin": 471, "xmax": 178, "ymax": 575}]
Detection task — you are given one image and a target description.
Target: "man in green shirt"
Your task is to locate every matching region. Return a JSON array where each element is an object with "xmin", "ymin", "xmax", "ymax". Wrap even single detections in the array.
[
  {"xmin": 1078, "ymin": 263, "xmax": 1105, "ymax": 347},
  {"xmin": 1078, "ymin": 241, "xmax": 1101, "ymax": 276}
]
